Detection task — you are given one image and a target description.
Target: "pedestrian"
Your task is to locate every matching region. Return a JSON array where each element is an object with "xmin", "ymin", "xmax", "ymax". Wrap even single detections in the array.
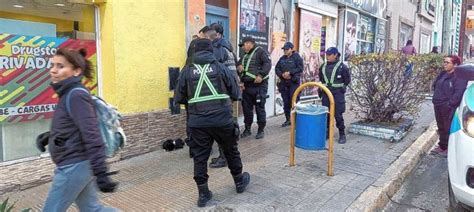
[
  {"xmin": 275, "ymin": 42, "xmax": 303, "ymax": 127},
  {"xmin": 237, "ymin": 37, "xmax": 272, "ymax": 139},
  {"xmin": 174, "ymin": 38, "xmax": 250, "ymax": 207},
  {"xmin": 431, "ymin": 55, "xmax": 468, "ymax": 157},
  {"xmin": 39, "ymin": 48, "xmax": 118, "ymax": 211},
  {"xmin": 401, "ymin": 40, "xmax": 417, "ymax": 56},
  {"xmin": 401, "ymin": 40, "xmax": 416, "ymax": 77},
  {"xmin": 207, "ymin": 23, "xmax": 239, "ymax": 168},
  {"xmin": 318, "ymin": 47, "xmax": 351, "ymax": 144}
]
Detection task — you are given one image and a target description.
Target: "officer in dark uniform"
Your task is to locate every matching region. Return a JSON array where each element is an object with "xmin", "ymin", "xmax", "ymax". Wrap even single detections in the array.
[
  {"xmin": 174, "ymin": 39, "xmax": 250, "ymax": 207},
  {"xmin": 275, "ymin": 42, "xmax": 303, "ymax": 127},
  {"xmin": 237, "ymin": 37, "xmax": 272, "ymax": 139},
  {"xmin": 318, "ymin": 47, "xmax": 351, "ymax": 144}
]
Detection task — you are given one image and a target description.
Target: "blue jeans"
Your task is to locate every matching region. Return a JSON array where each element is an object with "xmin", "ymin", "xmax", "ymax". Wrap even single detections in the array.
[{"xmin": 43, "ymin": 161, "xmax": 117, "ymax": 212}]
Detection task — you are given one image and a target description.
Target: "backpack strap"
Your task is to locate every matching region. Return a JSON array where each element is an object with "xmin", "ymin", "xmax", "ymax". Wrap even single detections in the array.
[{"xmin": 66, "ymin": 87, "xmax": 90, "ymax": 116}]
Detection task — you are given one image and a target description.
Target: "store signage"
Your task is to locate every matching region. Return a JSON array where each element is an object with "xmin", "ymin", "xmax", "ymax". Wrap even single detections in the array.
[
  {"xmin": 332, "ymin": 0, "xmax": 380, "ymax": 15},
  {"xmin": 0, "ymin": 33, "xmax": 97, "ymax": 124}
]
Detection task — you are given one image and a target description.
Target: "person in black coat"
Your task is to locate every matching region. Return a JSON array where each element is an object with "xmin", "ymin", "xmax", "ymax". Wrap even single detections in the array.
[
  {"xmin": 174, "ymin": 39, "xmax": 250, "ymax": 207},
  {"xmin": 237, "ymin": 37, "xmax": 272, "ymax": 139},
  {"xmin": 318, "ymin": 47, "xmax": 351, "ymax": 144},
  {"xmin": 431, "ymin": 55, "xmax": 468, "ymax": 157},
  {"xmin": 39, "ymin": 48, "xmax": 117, "ymax": 211},
  {"xmin": 275, "ymin": 42, "xmax": 303, "ymax": 127}
]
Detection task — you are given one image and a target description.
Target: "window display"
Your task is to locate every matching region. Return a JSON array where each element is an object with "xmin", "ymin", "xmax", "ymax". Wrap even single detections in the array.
[{"xmin": 0, "ymin": 1, "xmax": 97, "ymax": 161}]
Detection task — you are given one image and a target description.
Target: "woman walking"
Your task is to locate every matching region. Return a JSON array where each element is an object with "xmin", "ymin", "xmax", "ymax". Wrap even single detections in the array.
[{"xmin": 38, "ymin": 48, "xmax": 118, "ymax": 211}]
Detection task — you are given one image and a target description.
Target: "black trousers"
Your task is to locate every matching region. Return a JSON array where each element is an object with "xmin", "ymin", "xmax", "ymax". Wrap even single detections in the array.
[
  {"xmin": 242, "ymin": 86, "xmax": 267, "ymax": 127},
  {"xmin": 434, "ymin": 104, "xmax": 455, "ymax": 150},
  {"xmin": 322, "ymin": 89, "xmax": 346, "ymax": 133},
  {"xmin": 280, "ymin": 82, "xmax": 300, "ymax": 119},
  {"xmin": 190, "ymin": 123, "xmax": 243, "ymax": 185}
]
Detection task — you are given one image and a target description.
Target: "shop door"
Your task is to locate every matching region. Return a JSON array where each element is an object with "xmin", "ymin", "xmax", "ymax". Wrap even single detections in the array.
[{"xmin": 206, "ymin": 13, "xmax": 229, "ymax": 39}]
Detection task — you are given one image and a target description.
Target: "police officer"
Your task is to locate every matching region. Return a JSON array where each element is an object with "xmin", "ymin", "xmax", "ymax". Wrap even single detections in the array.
[
  {"xmin": 174, "ymin": 38, "xmax": 250, "ymax": 207},
  {"xmin": 319, "ymin": 47, "xmax": 351, "ymax": 144},
  {"xmin": 275, "ymin": 42, "xmax": 303, "ymax": 127},
  {"xmin": 207, "ymin": 24, "xmax": 238, "ymax": 168},
  {"xmin": 237, "ymin": 37, "xmax": 272, "ymax": 139}
]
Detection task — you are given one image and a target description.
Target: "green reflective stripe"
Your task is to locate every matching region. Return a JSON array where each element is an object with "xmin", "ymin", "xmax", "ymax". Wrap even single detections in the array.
[
  {"xmin": 193, "ymin": 64, "xmax": 210, "ymax": 99},
  {"xmin": 188, "ymin": 94, "xmax": 230, "ymax": 103},
  {"xmin": 244, "ymin": 71, "xmax": 269, "ymax": 80},
  {"xmin": 189, "ymin": 63, "xmax": 230, "ymax": 104},
  {"xmin": 321, "ymin": 61, "xmax": 343, "ymax": 88},
  {"xmin": 243, "ymin": 46, "xmax": 261, "ymax": 73}
]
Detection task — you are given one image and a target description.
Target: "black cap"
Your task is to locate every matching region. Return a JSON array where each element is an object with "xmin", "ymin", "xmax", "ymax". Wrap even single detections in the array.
[
  {"xmin": 282, "ymin": 42, "xmax": 294, "ymax": 50},
  {"xmin": 325, "ymin": 47, "xmax": 341, "ymax": 56},
  {"xmin": 238, "ymin": 37, "xmax": 256, "ymax": 47},
  {"xmin": 198, "ymin": 26, "xmax": 210, "ymax": 33},
  {"xmin": 194, "ymin": 38, "xmax": 213, "ymax": 53},
  {"xmin": 210, "ymin": 23, "xmax": 224, "ymax": 34}
]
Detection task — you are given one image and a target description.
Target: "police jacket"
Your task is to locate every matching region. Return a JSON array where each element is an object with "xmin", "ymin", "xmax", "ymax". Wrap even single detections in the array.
[
  {"xmin": 318, "ymin": 59, "xmax": 351, "ymax": 92},
  {"xmin": 174, "ymin": 51, "xmax": 241, "ymax": 128},
  {"xmin": 49, "ymin": 76, "xmax": 108, "ymax": 177},
  {"xmin": 238, "ymin": 46, "xmax": 272, "ymax": 87},
  {"xmin": 275, "ymin": 52, "xmax": 303, "ymax": 85},
  {"xmin": 432, "ymin": 71, "xmax": 468, "ymax": 108}
]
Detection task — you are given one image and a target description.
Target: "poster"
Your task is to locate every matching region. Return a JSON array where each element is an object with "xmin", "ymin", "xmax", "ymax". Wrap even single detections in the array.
[
  {"xmin": 344, "ymin": 10, "xmax": 358, "ymax": 61},
  {"xmin": 0, "ymin": 33, "xmax": 97, "ymax": 124},
  {"xmin": 240, "ymin": 0, "xmax": 270, "ymax": 53},
  {"xmin": 299, "ymin": 10, "xmax": 322, "ymax": 97},
  {"xmin": 269, "ymin": 0, "xmax": 292, "ymax": 114}
]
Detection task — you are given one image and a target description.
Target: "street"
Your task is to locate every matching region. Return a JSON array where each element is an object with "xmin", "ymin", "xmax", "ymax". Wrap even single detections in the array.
[{"xmin": 384, "ymin": 152, "xmax": 449, "ymax": 211}]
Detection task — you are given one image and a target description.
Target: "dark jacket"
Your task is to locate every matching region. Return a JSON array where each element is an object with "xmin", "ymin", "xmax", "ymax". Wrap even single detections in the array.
[
  {"xmin": 432, "ymin": 71, "xmax": 468, "ymax": 108},
  {"xmin": 49, "ymin": 76, "xmax": 108, "ymax": 176},
  {"xmin": 275, "ymin": 52, "xmax": 304, "ymax": 85},
  {"xmin": 185, "ymin": 39, "xmax": 198, "ymax": 66},
  {"xmin": 237, "ymin": 46, "xmax": 272, "ymax": 87},
  {"xmin": 174, "ymin": 51, "xmax": 241, "ymax": 128},
  {"xmin": 318, "ymin": 59, "xmax": 351, "ymax": 91}
]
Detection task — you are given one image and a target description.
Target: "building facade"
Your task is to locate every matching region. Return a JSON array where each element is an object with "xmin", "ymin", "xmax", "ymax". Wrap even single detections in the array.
[{"xmin": 0, "ymin": 0, "xmax": 187, "ymax": 194}]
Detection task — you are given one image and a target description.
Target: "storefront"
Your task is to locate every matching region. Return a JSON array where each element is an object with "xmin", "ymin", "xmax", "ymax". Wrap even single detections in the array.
[
  {"xmin": 331, "ymin": 0, "xmax": 387, "ymax": 60},
  {"xmin": 295, "ymin": 0, "xmax": 339, "ymax": 98},
  {"xmin": 0, "ymin": 1, "xmax": 98, "ymax": 161},
  {"xmin": 1, "ymin": 0, "xmax": 187, "ymax": 193}
]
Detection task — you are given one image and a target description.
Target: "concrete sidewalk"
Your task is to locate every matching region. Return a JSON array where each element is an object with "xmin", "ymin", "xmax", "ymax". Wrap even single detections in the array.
[{"xmin": 5, "ymin": 102, "xmax": 434, "ymax": 211}]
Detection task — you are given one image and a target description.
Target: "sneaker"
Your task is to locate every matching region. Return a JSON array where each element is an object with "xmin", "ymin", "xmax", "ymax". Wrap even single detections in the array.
[
  {"xmin": 255, "ymin": 131, "xmax": 264, "ymax": 139},
  {"xmin": 281, "ymin": 120, "xmax": 291, "ymax": 127},
  {"xmin": 430, "ymin": 146, "xmax": 448, "ymax": 157},
  {"xmin": 240, "ymin": 128, "xmax": 251, "ymax": 138}
]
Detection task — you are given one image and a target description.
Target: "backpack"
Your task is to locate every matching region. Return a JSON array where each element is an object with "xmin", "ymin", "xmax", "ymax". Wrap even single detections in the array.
[{"xmin": 66, "ymin": 87, "xmax": 126, "ymax": 157}]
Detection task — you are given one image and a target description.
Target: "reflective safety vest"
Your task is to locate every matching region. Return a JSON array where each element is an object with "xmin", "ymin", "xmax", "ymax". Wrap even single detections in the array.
[
  {"xmin": 188, "ymin": 64, "xmax": 230, "ymax": 104},
  {"xmin": 321, "ymin": 61, "xmax": 345, "ymax": 88},
  {"xmin": 242, "ymin": 46, "xmax": 269, "ymax": 80}
]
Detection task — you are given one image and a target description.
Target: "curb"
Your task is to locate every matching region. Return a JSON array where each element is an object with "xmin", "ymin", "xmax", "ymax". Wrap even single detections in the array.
[{"xmin": 347, "ymin": 121, "xmax": 438, "ymax": 211}]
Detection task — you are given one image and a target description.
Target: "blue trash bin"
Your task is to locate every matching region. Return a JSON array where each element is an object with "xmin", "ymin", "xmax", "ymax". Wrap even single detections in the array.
[{"xmin": 295, "ymin": 103, "xmax": 328, "ymax": 150}]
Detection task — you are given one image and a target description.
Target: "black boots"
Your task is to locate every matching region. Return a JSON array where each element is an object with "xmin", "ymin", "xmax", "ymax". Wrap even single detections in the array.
[
  {"xmin": 209, "ymin": 148, "xmax": 227, "ymax": 168},
  {"xmin": 255, "ymin": 129, "xmax": 264, "ymax": 139},
  {"xmin": 281, "ymin": 114, "xmax": 291, "ymax": 127},
  {"xmin": 338, "ymin": 133, "xmax": 346, "ymax": 144},
  {"xmin": 233, "ymin": 172, "xmax": 250, "ymax": 193},
  {"xmin": 197, "ymin": 183, "xmax": 213, "ymax": 207},
  {"xmin": 240, "ymin": 126, "xmax": 251, "ymax": 138}
]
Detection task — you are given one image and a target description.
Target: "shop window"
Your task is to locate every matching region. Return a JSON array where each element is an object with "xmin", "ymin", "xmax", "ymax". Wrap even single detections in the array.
[
  {"xmin": 420, "ymin": 33, "xmax": 431, "ymax": 54},
  {"xmin": 356, "ymin": 15, "xmax": 375, "ymax": 54},
  {"xmin": 0, "ymin": 1, "xmax": 97, "ymax": 161},
  {"xmin": 399, "ymin": 22, "xmax": 414, "ymax": 50}
]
